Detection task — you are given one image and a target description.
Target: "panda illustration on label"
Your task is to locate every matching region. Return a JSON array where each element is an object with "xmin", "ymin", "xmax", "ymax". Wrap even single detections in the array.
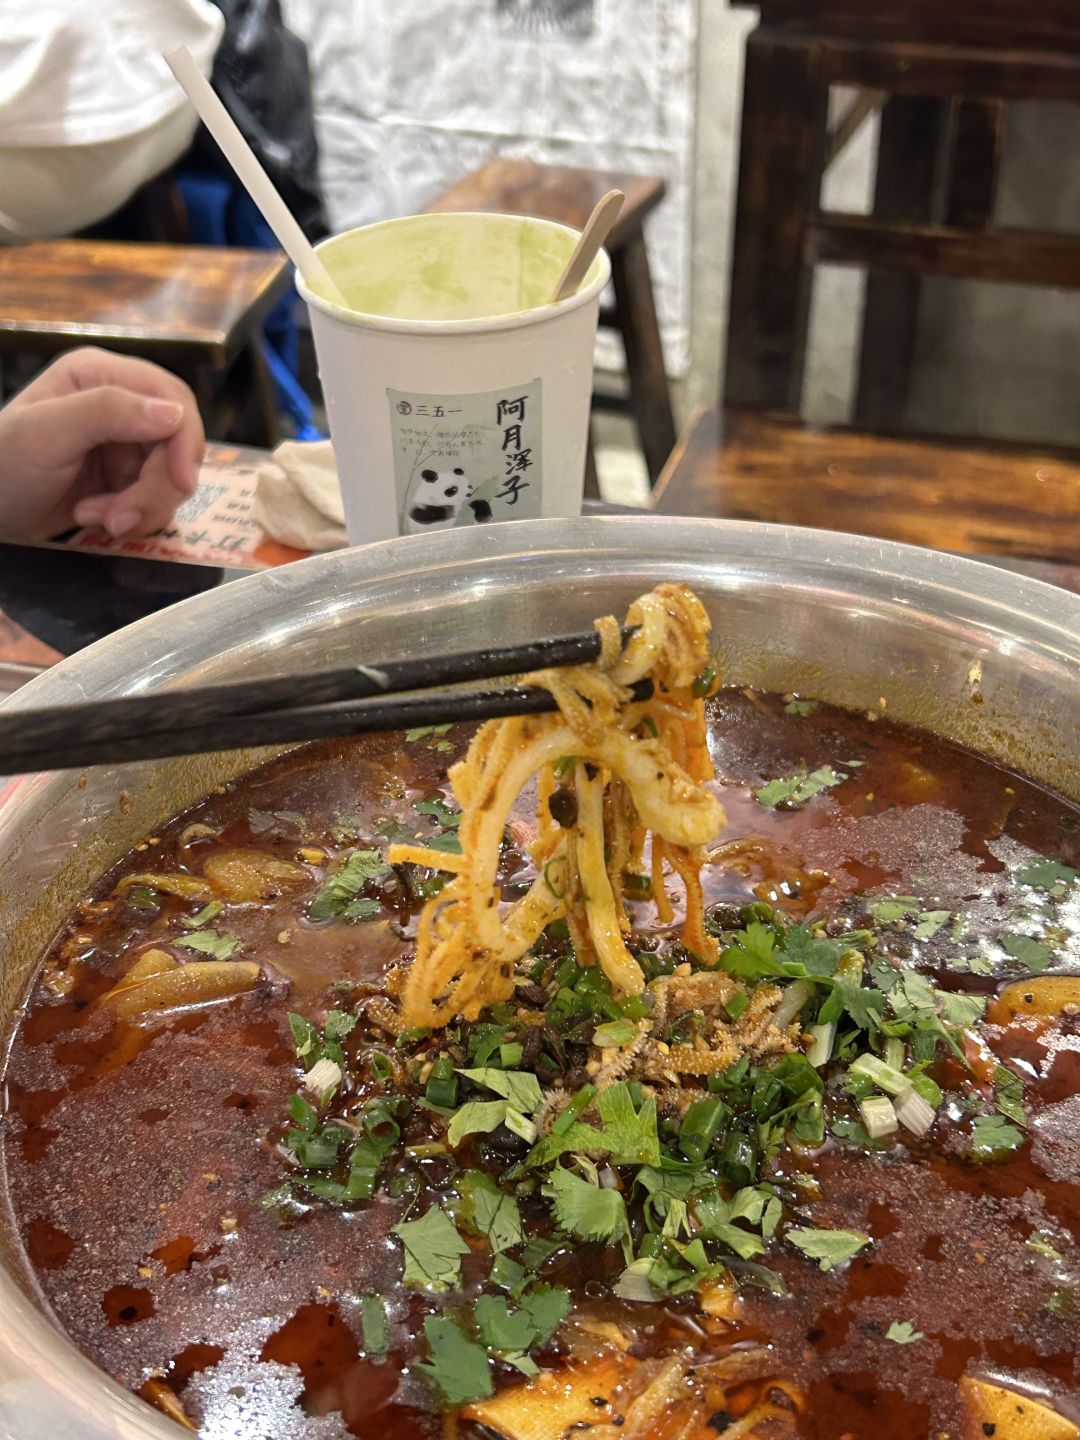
[{"xmin": 404, "ymin": 467, "xmax": 493, "ymax": 533}]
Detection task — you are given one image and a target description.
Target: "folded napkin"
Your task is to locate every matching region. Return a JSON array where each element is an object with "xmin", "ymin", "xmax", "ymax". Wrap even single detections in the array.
[{"xmin": 254, "ymin": 440, "xmax": 348, "ymax": 552}]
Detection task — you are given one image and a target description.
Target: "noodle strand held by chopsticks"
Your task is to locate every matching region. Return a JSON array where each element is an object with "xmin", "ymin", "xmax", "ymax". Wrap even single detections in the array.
[{"xmin": 390, "ymin": 584, "xmax": 725, "ymax": 1028}]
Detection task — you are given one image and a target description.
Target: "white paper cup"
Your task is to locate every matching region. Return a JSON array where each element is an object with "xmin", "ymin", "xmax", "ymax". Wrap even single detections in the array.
[{"xmin": 296, "ymin": 212, "xmax": 609, "ymax": 546}]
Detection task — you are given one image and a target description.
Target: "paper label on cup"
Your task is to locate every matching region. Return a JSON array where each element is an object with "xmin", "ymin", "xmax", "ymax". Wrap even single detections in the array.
[{"xmin": 388, "ymin": 382, "xmax": 543, "ymax": 533}]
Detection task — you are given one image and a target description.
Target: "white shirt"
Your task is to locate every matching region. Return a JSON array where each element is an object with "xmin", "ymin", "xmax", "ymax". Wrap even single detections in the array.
[{"xmin": 0, "ymin": 0, "xmax": 224, "ymax": 147}]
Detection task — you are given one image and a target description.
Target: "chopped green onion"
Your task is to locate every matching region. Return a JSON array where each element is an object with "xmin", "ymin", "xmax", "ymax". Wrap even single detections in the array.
[
  {"xmin": 369, "ymin": 1050, "xmax": 392, "ymax": 1081},
  {"xmin": 425, "ymin": 1057, "xmax": 459, "ymax": 1110},
  {"xmin": 859, "ymin": 1095, "xmax": 898, "ymax": 1139},
  {"xmin": 543, "ymin": 858, "xmax": 567, "ymax": 899},
  {"xmin": 849, "ymin": 1052, "xmax": 910, "ymax": 1097},
  {"xmin": 724, "ymin": 991, "xmax": 750, "ymax": 1022},
  {"xmin": 691, "ymin": 665, "xmax": 716, "ymax": 699},
  {"xmin": 883, "ymin": 1037, "xmax": 906, "ymax": 1073},
  {"xmin": 499, "ymin": 1042, "xmax": 523, "ymax": 1068},
  {"xmin": 894, "ymin": 1085, "xmax": 937, "ymax": 1137},
  {"xmin": 806, "ymin": 1021, "xmax": 835, "ymax": 1068},
  {"xmin": 640, "ymin": 714, "xmax": 659, "ymax": 739},
  {"xmin": 502, "ymin": 1107, "xmax": 537, "ymax": 1144},
  {"xmin": 678, "ymin": 1096, "xmax": 727, "ymax": 1163},
  {"xmin": 553, "ymin": 1084, "xmax": 596, "ymax": 1136},
  {"xmin": 717, "ymin": 1131, "xmax": 757, "ymax": 1187},
  {"xmin": 773, "ymin": 978, "xmax": 815, "ymax": 1029}
]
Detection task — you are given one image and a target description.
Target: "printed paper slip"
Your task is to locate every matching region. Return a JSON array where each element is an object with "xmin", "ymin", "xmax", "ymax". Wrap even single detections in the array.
[{"xmin": 35, "ymin": 445, "xmax": 310, "ymax": 571}]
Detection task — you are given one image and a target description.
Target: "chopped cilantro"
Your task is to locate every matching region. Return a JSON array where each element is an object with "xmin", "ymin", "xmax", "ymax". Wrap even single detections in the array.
[
  {"xmin": 545, "ymin": 1166, "xmax": 628, "ymax": 1243},
  {"xmin": 416, "ymin": 1315, "xmax": 492, "ymax": 1405},
  {"xmin": 1002, "ymin": 933, "xmax": 1053, "ymax": 972},
  {"xmin": 473, "ymin": 1295, "xmax": 536, "ymax": 1352},
  {"xmin": 993, "ymin": 1066, "xmax": 1027, "ymax": 1128},
  {"xmin": 1027, "ymin": 1231, "xmax": 1063, "ymax": 1260},
  {"xmin": 786, "ymin": 1227, "xmax": 870, "ymax": 1271},
  {"xmin": 458, "ymin": 1068, "xmax": 544, "ymax": 1114},
  {"xmin": 309, "ymin": 850, "xmax": 389, "ymax": 922},
  {"xmin": 1014, "ymin": 858, "xmax": 1078, "ymax": 891},
  {"xmin": 885, "ymin": 1320, "xmax": 924, "ymax": 1344},
  {"xmin": 415, "ymin": 795, "xmax": 461, "ymax": 828},
  {"xmin": 180, "ymin": 901, "xmax": 223, "ymax": 929},
  {"xmin": 425, "ymin": 830, "xmax": 464, "ymax": 855},
  {"xmin": 969, "ymin": 1114, "xmax": 1025, "ymax": 1160},
  {"xmin": 870, "ymin": 897, "xmax": 920, "ymax": 924},
  {"xmin": 784, "ymin": 699, "xmax": 819, "ymax": 716},
  {"xmin": 447, "ymin": 1099, "xmax": 512, "ymax": 1148},
  {"xmin": 393, "ymin": 1207, "xmax": 470, "ymax": 1291},
  {"xmin": 406, "ymin": 724, "xmax": 452, "ymax": 743},
  {"xmin": 516, "ymin": 1285, "xmax": 572, "ymax": 1346},
  {"xmin": 324, "ymin": 1009, "xmax": 358, "ymax": 1043},
  {"xmin": 595, "ymin": 1083, "xmax": 660, "ymax": 1166},
  {"xmin": 458, "ymin": 1170, "xmax": 523, "ymax": 1252},
  {"xmin": 719, "ymin": 921, "xmax": 781, "ymax": 979},
  {"xmin": 374, "ymin": 816, "xmax": 414, "ymax": 844},
  {"xmin": 125, "ymin": 886, "xmax": 161, "ymax": 912},
  {"xmin": 755, "ymin": 765, "xmax": 846, "ymax": 809},
  {"xmin": 913, "ymin": 910, "xmax": 951, "ymax": 940},
  {"xmin": 360, "ymin": 1294, "xmax": 388, "ymax": 1356},
  {"xmin": 173, "ymin": 928, "xmax": 240, "ymax": 959}
]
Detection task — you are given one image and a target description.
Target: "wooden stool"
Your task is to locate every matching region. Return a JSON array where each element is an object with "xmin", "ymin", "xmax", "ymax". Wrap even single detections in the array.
[
  {"xmin": 0, "ymin": 239, "xmax": 291, "ymax": 446},
  {"xmin": 723, "ymin": 1, "xmax": 1080, "ymax": 432},
  {"xmin": 427, "ymin": 159, "xmax": 677, "ymax": 490}
]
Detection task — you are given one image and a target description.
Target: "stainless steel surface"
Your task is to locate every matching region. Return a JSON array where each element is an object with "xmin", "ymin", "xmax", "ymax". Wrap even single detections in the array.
[{"xmin": 0, "ymin": 515, "xmax": 1077, "ymax": 1439}]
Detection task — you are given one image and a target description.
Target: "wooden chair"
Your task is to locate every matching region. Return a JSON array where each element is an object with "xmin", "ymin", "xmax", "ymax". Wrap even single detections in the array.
[
  {"xmin": 0, "ymin": 239, "xmax": 291, "ymax": 446},
  {"xmin": 723, "ymin": 0, "xmax": 1080, "ymax": 431},
  {"xmin": 427, "ymin": 159, "xmax": 677, "ymax": 490}
]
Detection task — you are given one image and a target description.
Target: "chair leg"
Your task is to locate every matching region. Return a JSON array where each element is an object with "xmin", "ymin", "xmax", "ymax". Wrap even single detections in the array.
[
  {"xmin": 584, "ymin": 424, "xmax": 601, "ymax": 501},
  {"xmin": 724, "ymin": 28, "xmax": 829, "ymax": 414},
  {"xmin": 610, "ymin": 231, "xmax": 677, "ymax": 487},
  {"xmin": 855, "ymin": 95, "xmax": 948, "ymax": 429},
  {"xmin": 945, "ymin": 99, "xmax": 1005, "ymax": 230}
]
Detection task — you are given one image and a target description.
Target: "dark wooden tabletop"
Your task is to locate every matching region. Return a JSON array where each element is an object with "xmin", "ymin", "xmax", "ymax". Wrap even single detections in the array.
[
  {"xmin": 0, "ymin": 240, "xmax": 291, "ymax": 368},
  {"xmin": 652, "ymin": 406, "xmax": 1080, "ymax": 578},
  {"xmin": 426, "ymin": 159, "xmax": 666, "ymax": 249}
]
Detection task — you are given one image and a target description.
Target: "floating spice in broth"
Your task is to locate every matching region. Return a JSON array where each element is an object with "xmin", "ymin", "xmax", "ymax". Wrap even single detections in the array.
[{"xmin": 1, "ymin": 586, "xmax": 1078, "ymax": 1440}]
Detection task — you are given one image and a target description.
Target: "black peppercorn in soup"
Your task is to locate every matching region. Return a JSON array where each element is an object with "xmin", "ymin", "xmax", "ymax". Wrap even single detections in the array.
[{"xmin": 2, "ymin": 585, "xmax": 1078, "ymax": 1440}]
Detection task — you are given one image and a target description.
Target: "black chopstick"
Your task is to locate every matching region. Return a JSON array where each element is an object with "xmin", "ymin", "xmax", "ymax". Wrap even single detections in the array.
[
  {"xmin": 0, "ymin": 625, "xmax": 630, "ymax": 763},
  {"xmin": 0, "ymin": 679, "xmax": 654, "ymax": 774}
]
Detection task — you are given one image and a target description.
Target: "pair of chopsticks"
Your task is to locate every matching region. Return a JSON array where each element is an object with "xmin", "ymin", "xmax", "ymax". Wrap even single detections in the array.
[{"xmin": 0, "ymin": 629, "xmax": 649, "ymax": 775}]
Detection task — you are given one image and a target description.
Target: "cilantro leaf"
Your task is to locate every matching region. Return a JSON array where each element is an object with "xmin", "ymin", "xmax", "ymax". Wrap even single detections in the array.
[
  {"xmin": 784, "ymin": 699, "xmax": 819, "ymax": 716},
  {"xmin": 458, "ymin": 1170, "xmax": 523, "ymax": 1252},
  {"xmin": 174, "ymin": 928, "xmax": 240, "ymax": 959},
  {"xmin": 755, "ymin": 765, "xmax": 846, "ymax": 809},
  {"xmin": 913, "ymin": 910, "xmax": 951, "ymax": 940},
  {"xmin": 374, "ymin": 817, "xmax": 414, "ymax": 844},
  {"xmin": 936, "ymin": 990, "xmax": 986, "ymax": 1028},
  {"xmin": 786, "ymin": 1227, "xmax": 870, "ymax": 1271},
  {"xmin": 473, "ymin": 1295, "xmax": 536, "ymax": 1352},
  {"xmin": 885, "ymin": 1320, "xmax": 924, "ymax": 1344},
  {"xmin": 782, "ymin": 925, "xmax": 842, "ymax": 977},
  {"xmin": 517, "ymin": 1285, "xmax": 571, "ymax": 1346},
  {"xmin": 415, "ymin": 796, "xmax": 461, "ymax": 828},
  {"xmin": 181, "ymin": 901, "xmax": 223, "ymax": 930},
  {"xmin": 446, "ymin": 1099, "xmax": 510, "ymax": 1148},
  {"xmin": 425, "ymin": 830, "xmax": 464, "ymax": 854},
  {"xmin": 458, "ymin": 1068, "xmax": 544, "ymax": 1115},
  {"xmin": 596, "ymin": 1083, "xmax": 660, "ymax": 1166},
  {"xmin": 309, "ymin": 850, "xmax": 389, "ymax": 922},
  {"xmin": 720, "ymin": 921, "xmax": 782, "ymax": 979},
  {"xmin": 393, "ymin": 1207, "xmax": 469, "ymax": 1291},
  {"xmin": 1014, "ymin": 858, "xmax": 1078, "ymax": 891},
  {"xmin": 416, "ymin": 1316, "xmax": 492, "ymax": 1405},
  {"xmin": 546, "ymin": 1166, "xmax": 628, "ymax": 1243},
  {"xmin": 1002, "ymin": 934, "xmax": 1053, "ymax": 972},
  {"xmin": 969, "ymin": 1114, "xmax": 1025, "ymax": 1160},
  {"xmin": 994, "ymin": 1066, "xmax": 1027, "ymax": 1128},
  {"xmin": 323, "ymin": 1009, "xmax": 358, "ymax": 1042},
  {"xmin": 360, "ymin": 1294, "xmax": 389, "ymax": 1356},
  {"xmin": 870, "ymin": 897, "xmax": 920, "ymax": 924}
]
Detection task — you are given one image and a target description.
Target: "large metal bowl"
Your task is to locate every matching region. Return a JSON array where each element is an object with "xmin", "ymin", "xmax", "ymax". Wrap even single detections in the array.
[{"xmin": 0, "ymin": 516, "xmax": 1077, "ymax": 1439}]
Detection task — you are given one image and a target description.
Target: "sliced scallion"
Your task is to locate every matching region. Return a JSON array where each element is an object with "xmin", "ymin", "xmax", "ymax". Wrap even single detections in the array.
[
  {"xmin": 859, "ymin": 1095, "xmax": 898, "ymax": 1139},
  {"xmin": 806, "ymin": 1021, "xmax": 836, "ymax": 1068},
  {"xmin": 894, "ymin": 1084, "xmax": 936, "ymax": 1137}
]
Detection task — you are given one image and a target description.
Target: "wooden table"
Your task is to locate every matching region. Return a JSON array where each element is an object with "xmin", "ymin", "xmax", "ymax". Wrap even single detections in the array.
[
  {"xmin": 652, "ymin": 407, "xmax": 1080, "ymax": 579},
  {"xmin": 0, "ymin": 240, "xmax": 291, "ymax": 445}
]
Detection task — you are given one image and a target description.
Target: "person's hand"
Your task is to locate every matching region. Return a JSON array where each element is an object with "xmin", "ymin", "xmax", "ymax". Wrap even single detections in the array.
[{"xmin": 0, "ymin": 348, "xmax": 205, "ymax": 541}]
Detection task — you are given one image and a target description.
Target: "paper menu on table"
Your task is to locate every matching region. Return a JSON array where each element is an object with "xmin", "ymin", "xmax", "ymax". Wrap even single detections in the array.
[{"xmin": 34, "ymin": 445, "xmax": 310, "ymax": 571}]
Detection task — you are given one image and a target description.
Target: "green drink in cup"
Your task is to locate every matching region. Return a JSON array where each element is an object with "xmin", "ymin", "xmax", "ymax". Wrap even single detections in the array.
[{"xmin": 296, "ymin": 212, "xmax": 610, "ymax": 545}]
